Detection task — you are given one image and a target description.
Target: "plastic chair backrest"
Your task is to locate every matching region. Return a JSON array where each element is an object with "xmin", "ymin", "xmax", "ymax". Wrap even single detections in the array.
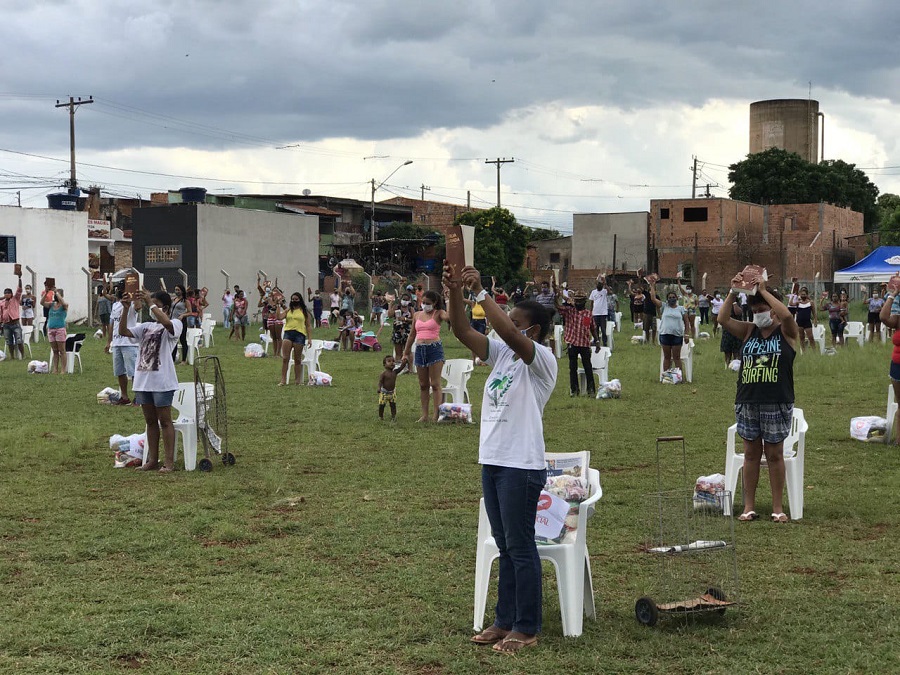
[
  {"xmin": 844, "ymin": 321, "xmax": 864, "ymax": 337},
  {"xmin": 443, "ymin": 358, "xmax": 474, "ymax": 383},
  {"xmin": 594, "ymin": 347, "xmax": 611, "ymax": 369},
  {"xmin": 173, "ymin": 382, "xmax": 196, "ymax": 420},
  {"xmin": 66, "ymin": 333, "xmax": 86, "ymax": 352}
]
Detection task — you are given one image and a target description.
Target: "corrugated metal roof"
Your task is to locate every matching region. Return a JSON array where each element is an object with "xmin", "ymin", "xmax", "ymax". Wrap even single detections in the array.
[{"xmin": 277, "ymin": 202, "xmax": 342, "ymax": 217}]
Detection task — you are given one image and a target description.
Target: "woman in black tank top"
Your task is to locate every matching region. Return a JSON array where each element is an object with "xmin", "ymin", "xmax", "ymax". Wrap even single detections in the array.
[{"xmin": 718, "ymin": 272, "xmax": 800, "ymax": 523}]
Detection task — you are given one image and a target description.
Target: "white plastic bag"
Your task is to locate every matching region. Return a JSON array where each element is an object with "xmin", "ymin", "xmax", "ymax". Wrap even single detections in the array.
[
  {"xmin": 729, "ymin": 359, "xmax": 741, "ymax": 372},
  {"xmin": 28, "ymin": 360, "xmax": 49, "ymax": 374},
  {"xmin": 597, "ymin": 378, "xmax": 621, "ymax": 399},
  {"xmin": 661, "ymin": 367, "xmax": 683, "ymax": 384},
  {"xmin": 93, "ymin": 329, "xmax": 104, "ymax": 339},
  {"xmin": 97, "ymin": 386, "xmax": 121, "ymax": 404},
  {"xmin": 244, "ymin": 343, "xmax": 265, "ymax": 358},
  {"xmin": 693, "ymin": 473, "xmax": 727, "ymax": 510},
  {"xmin": 631, "ymin": 335, "xmax": 645, "ymax": 344},
  {"xmin": 437, "ymin": 402, "xmax": 474, "ymax": 423},
  {"xmin": 322, "ymin": 340, "xmax": 340, "ymax": 351},
  {"xmin": 850, "ymin": 416, "xmax": 888, "ymax": 442},
  {"xmin": 308, "ymin": 370, "xmax": 332, "ymax": 386}
]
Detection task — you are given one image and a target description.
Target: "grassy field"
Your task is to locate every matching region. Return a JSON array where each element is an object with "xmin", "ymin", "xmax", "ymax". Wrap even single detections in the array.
[{"xmin": 1, "ymin": 315, "xmax": 898, "ymax": 674}]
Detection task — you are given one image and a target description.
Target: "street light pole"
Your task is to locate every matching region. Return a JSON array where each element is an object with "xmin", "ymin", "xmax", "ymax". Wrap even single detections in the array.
[{"xmin": 370, "ymin": 160, "xmax": 413, "ymax": 242}]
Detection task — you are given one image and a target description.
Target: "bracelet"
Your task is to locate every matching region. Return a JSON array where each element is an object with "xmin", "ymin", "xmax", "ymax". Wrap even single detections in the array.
[{"xmin": 475, "ymin": 289, "xmax": 488, "ymax": 303}]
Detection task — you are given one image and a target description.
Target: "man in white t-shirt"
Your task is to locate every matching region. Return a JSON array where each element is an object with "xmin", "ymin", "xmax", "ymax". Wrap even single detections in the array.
[
  {"xmin": 105, "ymin": 290, "xmax": 140, "ymax": 405},
  {"xmin": 445, "ymin": 262, "xmax": 557, "ymax": 654},
  {"xmin": 589, "ymin": 274, "xmax": 610, "ymax": 346}
]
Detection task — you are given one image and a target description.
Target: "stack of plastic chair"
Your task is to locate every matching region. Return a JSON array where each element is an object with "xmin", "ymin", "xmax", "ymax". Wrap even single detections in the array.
[
  {"xmin": 473, "ymin": 454, "xmax": 603, "ymax": 637},
  {"xmin": 724, "ymin": 407, "xmax": 807, "ymax": 520},
  {"xmin": 441, "ymin": 359, "xmax": 475, "ymax": 403}
]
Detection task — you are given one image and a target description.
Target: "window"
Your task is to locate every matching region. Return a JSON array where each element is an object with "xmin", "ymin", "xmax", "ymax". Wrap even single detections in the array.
[
  {"xmin": 550, "ymin": 252, "xmax": 561, "ymax": 264},
  {"xmin": 683, "ymin": 207, "xmax": 708, "ymax": 222},
  {"xmin": 660, "ymin": 208, "xmax": 670, "ymax": 219},
  {"xmin": 0, "ymin": 235, "xmax": 15, "ymax": 263},
  {"xmin": 145, "ymin": 245, "xmax": 182, "ymax": 268}
]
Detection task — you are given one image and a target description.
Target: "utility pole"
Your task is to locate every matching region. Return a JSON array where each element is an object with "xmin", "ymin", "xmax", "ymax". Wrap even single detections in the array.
[
  {"xmin": 16, "ymin": 191, "xmax": 21, "ymax": 207},
  {"xmin": 420, "ymin": 183, "xmax": 430, "ymax": 200},
  {"xmin": 690, "ymin": 155, "xmax": 698, "ymax": 199},
  {"xmin": 485, "ymin": 157, "xmax": 514, "ymax": 207},
  {"xmin": 55, "ymin": 96, "xmax": 93, "ymax": 193},
  {"xmin": 467, "ymin": 191, "xmax": 471, "ymax": 211}
]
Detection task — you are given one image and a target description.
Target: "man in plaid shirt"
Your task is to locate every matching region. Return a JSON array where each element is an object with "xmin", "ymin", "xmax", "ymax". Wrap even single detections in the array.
[{"xmin": 556, "ymin": 290, "xmax": 600, "ymax": 397}]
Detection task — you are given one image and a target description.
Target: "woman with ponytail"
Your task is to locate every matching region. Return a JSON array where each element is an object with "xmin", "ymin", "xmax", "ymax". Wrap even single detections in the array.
[{"xmin": 277, "ymin": 291, "xmax": 313, "ymax": 386}]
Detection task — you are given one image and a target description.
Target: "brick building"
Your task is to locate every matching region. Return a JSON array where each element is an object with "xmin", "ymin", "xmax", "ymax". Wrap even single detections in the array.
[
  {"xmin": 650, "ymin": 197, "xmax": 864, "ymax": 291},
  {"xmin": 379, "ymin": 196, "xmax": 484, "ymax": 234}
]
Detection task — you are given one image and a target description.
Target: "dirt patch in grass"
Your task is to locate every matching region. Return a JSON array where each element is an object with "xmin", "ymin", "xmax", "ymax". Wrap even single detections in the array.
[
  {"xmin": 199, "ymin": 538, "xmax": 252, "ymax": 549},
  {"xmin": 851, "ymin": 523, "xmax": 889, "ymax": 541},
  {"xmin": 431, "ymin": 498, "xmax": 469, "ymax": 510},
  {"xmin": 114, "ymin": 652, "xmax": 147, "ymax": 669},
  {"xmin": 604, "ymin": 462, "xmax": 652, "ymax": 474},
  {"xmin": 791, "ymin": 567, "xmax": 848, "ymax": 581}
]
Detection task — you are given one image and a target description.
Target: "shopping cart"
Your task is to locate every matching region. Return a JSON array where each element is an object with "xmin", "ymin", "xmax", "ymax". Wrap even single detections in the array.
[
  {"xmin": 635, "ymin": 436, "xmax": 739, "ymax": 627},
  {"xmin": 193, "ymin": 356, "xmax": 235, "ymax": 472}
]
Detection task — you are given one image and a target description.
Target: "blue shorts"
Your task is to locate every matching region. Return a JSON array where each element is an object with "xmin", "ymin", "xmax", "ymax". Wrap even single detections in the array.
[
  {"xmin": 234, "ymin": 315, "xmax": 249, "ymax": 326},
  {"xmin": 112, "ymin": 346, "xmax": 138, "ymax": 378},
  {"xmin": 283, "ymin": 330, "xmax": 306, "ymax": 345},
  {"xmin": 471, "ymin": 319, "xmax": 487, "ymax": 334},
  {"xmin": 829, "ymin": 318, "xmax": 842, "ymax": 337},
  {"xmin": 659, "ymin": 333, "xmax": 684, "ymax": 347},
  {"xmin": 135, "ymin": 389, "xmax": 176, "ymax": 408},
  {"xmin": 735, "ymin": 403, "xmax": 793, "ymax": 444},
  {"xmin": 414, "ymin": 341, "xmax": 445, "ymax": 368},
  {"xmin": 890, "ymin": 361, "xmax": 900, "ymax": 382}
]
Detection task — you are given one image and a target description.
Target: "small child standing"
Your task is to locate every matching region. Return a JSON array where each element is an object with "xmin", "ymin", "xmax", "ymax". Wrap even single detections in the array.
[{"xmin": 378, "ymin": 355, "xmax": 402, "ymax": 421}]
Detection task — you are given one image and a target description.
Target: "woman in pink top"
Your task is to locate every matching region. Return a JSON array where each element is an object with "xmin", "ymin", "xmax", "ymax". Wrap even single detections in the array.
[{"xmin": 404, "ymin": 289, "xmax": 449, "ymax": 422}]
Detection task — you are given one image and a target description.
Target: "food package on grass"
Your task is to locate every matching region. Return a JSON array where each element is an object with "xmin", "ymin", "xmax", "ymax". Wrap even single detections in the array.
[
  {"xmin": 93, "ymin": 329, "xmax": 104, "ymax": 339},
  {"xmin": 850, "ymin": 416, "xmax": 888, "ymax": 442},
  {"xmin": 729, "ymin": 359, "xmax": 741, "ymax": 372},
  {"xmin": 634, "ymin": 321, "xmax": 643, "ymax": 330},
  {"xmin": 97, "ymin": 387, "xmax": 122, "ymax": 404},
  {"xmin": 308, "ymin": 370, "xmax": 332, "ymax": 386},
  {"xmin": 693, "ymin": 473, "xmax": 727, "ymax": 510},
  {"xmin": 631, "ymin": 335, "xmax": 645, "ymax": 344},
  {"xmin": 109, "ymin": 432, "xmax": 146, "ymax": 468},
  {"xmin": 27, "ymin": 360, "xmax": 49, "ymax": 374},
  {"xmin": 322, "ymin": 340, "xmax": 340, "ymax": 351},
  {"xmin": 660, "ymin": 367, "xmax": 683, "ymax": 384},
  {"xmin": 437, "ymin": 402, "xmax": 474, "ymax": 423},
  {"xmin": 0, "ymin": 349, "xmax": 5, "ymax": 362},
  {"xmin": 699, "ymin": 331, "xmax": 711, "ymax": 340},
  {"xmin": 244, "ymin": 343, "xmax": 265, "ymax": 358},
  {"xmin": 596, "ymin": 378, "xmax": 622, "ymax": 399}
]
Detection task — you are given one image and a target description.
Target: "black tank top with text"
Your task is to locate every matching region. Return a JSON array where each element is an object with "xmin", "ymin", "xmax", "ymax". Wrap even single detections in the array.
[{"xmin": 735, "ymin": 324, "xmax": 795, "ymax": 404}]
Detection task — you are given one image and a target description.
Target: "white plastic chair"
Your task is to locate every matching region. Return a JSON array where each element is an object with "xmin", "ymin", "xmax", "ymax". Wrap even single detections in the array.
[
  {"xmin": 577, "ymin": 346, "xmax": 612, "ymax": 393},
  {"xmin": 473, "ymin": 457, "xmax": 602, "ymax": 638},
  {"xmin": 141, "ymin": 382, "xmax": 214, "ymax": 471},
  {"xmin": 49, "ymin": 333, "xmax": 84, "ymax": 374},
  {"xmin": 186, "ymin": 328, "xmax": 202, "ymax": 365},
  {"xmin": 33, "ymin": 316, "xmax": 45, "ymax": 342},
  {"xmin": 605, "ymin": 321, "xmax": 614, "ymax": 351},
  {"xmin": 260, "ymin": 331, "xmax": 273, "ymax": 355},
  {"xmin": 554, "ymin": 324, "xmax": 564, "ymax": 359},
  {"xmin": 615, "ymin": 311, "xmax": 622, "ymax": 332},
  {"xmin": 441, "ymin": 358, "xmax": 474, "ymax": 403},
  {"xmin": 201, "ymin": 318, "xmax": 216, "ymax": 348},
  {"xmin": 843, "ymin": 321, "xmax": 865, "ymax": 347},
  {"xmin": 811, "ymin": 324, "xmax": 826, "ymax": 354},
  {"xmin": 724, "ymin": 407, "xmax": 807, "ymax": 520},
  {"xmin": 886, "ymin": 385, "xmax": 897, "ymax": 444},
  {"xmin": 658, "ymin": 338, "xmax": 693, "ymax": 382},
  {"xmin": 301, "ymin": 339, "xmax": 325, "ymax": 381},
  {"xmin": 20, "ymin": 326, "xmax": 33, "ymax": 358}
]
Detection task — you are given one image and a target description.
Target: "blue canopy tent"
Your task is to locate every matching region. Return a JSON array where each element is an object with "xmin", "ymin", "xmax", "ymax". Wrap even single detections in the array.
[{"xmin": 833, "ymin": 246, "xmax": 900, "ymax": 284}]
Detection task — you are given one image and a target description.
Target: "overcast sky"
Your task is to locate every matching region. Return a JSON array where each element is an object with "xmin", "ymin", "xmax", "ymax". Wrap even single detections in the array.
[{"xmin": 1, "ymin": 0, "xmax": 898, "ymax": 232}]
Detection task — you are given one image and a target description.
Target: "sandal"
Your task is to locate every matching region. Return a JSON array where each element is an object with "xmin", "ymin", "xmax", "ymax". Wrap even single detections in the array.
[
  {"xmin": 470, "ymin": 626, "xmax": 508, "ymax": 645},
  {"xmin": 492, "ymin": 635, "xmax": 538, "ymax": 654},
  {"xmin": 738, "ymin": 511, "xmax": 759, "ymax": 522},
  {"xmin": 158, "ymin": 466, "xmax": 174, "ymax": 474},
  {"xmin": 771, "ymin": 512, "xmax": 789, "ymax": 523}
]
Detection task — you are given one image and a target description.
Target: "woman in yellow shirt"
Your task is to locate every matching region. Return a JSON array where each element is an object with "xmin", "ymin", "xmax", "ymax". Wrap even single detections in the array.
[
  {"xmin": 277, "ymin": 292, "xmax": 313, "ymax": 386},
  {"xmin": 464, "ymin": 292, "xmax": 488, "ymax": 364}
]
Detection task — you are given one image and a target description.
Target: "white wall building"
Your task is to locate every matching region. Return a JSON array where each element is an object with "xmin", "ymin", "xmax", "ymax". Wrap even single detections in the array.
[{"xmin": 0, "ymin": 206, "xmax": 90, "ymax": 321}]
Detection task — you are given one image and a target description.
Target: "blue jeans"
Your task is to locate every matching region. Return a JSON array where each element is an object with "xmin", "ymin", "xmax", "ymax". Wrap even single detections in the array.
[{"xmin": 482, "ymin": 464, "xmax": 546, "ymax": 635}]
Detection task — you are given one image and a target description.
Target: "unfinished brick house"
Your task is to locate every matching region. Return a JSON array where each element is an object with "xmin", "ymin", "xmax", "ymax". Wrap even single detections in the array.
[
  {"xmin": 379, "ymin": 196, "xmax": 484, "ymax": 235},
  {"xmin": 650, "ymin": 197, "xmax": 864, "ymax": 291}
]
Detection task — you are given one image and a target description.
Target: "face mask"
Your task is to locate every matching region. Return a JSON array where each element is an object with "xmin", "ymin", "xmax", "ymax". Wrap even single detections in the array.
[
  {"xmin": 686, "ymin": 288, "xmax": 692, "ymax": 294},
  {"xmin": 753, "ymin": 310, "xmax": 773, "ymax": 328},
  {"xmin": 667, "ymin": 298, "xmax": 678, "ymax": 307},
  {"xmin": 520, "ymin": 325, "xmax": 535, "ymax": 338},
  {"xmin": 401, "ymin": 300, "xmax": 410, "ymax": 307},
  {"xmin": 574, "ymin": 301, "xmax": 586, "ymax": 310},
  {"xmin": 715, "ymin": 294, "xmax": 721, "ymax": 300},
  {"xmin": 422, "ymin": 303, "xmax": 434, "ymax": 312}
]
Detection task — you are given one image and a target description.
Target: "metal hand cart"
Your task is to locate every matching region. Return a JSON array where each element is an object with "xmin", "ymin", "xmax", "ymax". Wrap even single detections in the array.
[
  {"xmin": 193, "ymin": 356, "xmax": 235, "ymax": 471},
  {"xmin": 635, "ymin": 436, "xmax": 739, "ymax": 626}
]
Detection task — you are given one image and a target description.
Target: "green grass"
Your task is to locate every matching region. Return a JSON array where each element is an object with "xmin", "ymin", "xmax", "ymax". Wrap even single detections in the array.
[{"xmin": 1, "ymin": 317, "xmax": 898, "ymax": 674}]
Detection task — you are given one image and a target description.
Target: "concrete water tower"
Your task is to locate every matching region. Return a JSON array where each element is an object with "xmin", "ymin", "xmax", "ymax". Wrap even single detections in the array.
[{"xmin": 749, "ymin": 99, "xmax": 824, "ymax": 163}]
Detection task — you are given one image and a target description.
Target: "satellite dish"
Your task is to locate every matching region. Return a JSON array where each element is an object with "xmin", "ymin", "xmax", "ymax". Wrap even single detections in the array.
[{"xmin": 302, "ymin": 189, "xmax": 311, "ymax": 196}]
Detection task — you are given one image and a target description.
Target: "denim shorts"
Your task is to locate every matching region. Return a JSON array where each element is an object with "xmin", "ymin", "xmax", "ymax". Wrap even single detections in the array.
[
  {"xmin": 135, "ymin": 390, "xmax": 176, "ymax": 407},
  {"xmin": 890, "ymin": 361, "xmax": 900, "ymax": 382},
  {"xmin": 283, "ymin": 330, "xmax": 307, "ymax": 345},
  {"xmin": 414, "ymin": 341, "xmax": 445, "ymax": 367},
  {"xmin": 234, "ymin": 315, "xmax": 249, "ymax": 326},
  {"xmin": 3, "ymin": 323, "xmax": 23, "ymax": 346},
  {"xmin": 112, "ymin": 346, "xmax": 138, "ymax": 377},
  {"xmin": 471, "ymin": 319, "xmax": 487, "ymax": 334},
  {"xmin": 659, "ymin": 333, "xmax": 683, "ymax": 347},
  {"xmin": 735, "ymin": 403, "xmax": 793, "ymax": 444}
]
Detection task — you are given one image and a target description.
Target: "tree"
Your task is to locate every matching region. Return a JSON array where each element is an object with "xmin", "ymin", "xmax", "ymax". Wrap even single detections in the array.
[
  {"xmin": 525, "ymin": 226, "xmax": 563, "ymax": 242},
  {"xmin": 728, "ymin": 148, "xmax": 880, "ymax": 229},
  {"xmin": 877, "ymin": 193, "xmax": 900, "ymax": 226},
  {"xmin": 879, "ymin": 208, "xmax": 900, "ymax": 246},
  {"xmin": 454, "ymin": 207, "xmax": 529, "ymax": 283}
]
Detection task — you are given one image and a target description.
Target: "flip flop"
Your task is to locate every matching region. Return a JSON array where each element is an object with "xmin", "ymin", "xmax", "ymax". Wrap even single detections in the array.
[
  {"xmin": 493, "ymin": 636, "xmax": 538, "ymax": 654},
  {"xmin": 771, "ymin": 512, "xmax": 789, "ymax": 523},
  {"xmin": 470, "ymin": 627, "xmax": 508, "ymax": 645},
  {"xmin": 738, "ymin": 511, "xmax": 759, "ymax": 522},
  {"xmin": 158, "ymin": 466, "xmax": 174, "ymax": 474}
]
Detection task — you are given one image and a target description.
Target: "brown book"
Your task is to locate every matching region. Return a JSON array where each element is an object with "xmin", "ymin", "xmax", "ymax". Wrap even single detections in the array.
[
  {"xmin": 124, "ymin": 272, "xmax": 140, "ymax": 297},
  {"xmin": 445, "ymin": 225, "xmax": 472, "ymax": 277},
  {"xmin": 44, "ymin": 277, "xmax": 55, "ymax": 289},
  {"xmin": 14, "ymin": 263, "xmax": 21, "ymax": 276},
  {"xmin": 643, "ymin": 273, "xmax": 659, "ymax": 285},
  {"xmin": 731, "ymin": 265, "xmax": 767, "ymax": 296}
]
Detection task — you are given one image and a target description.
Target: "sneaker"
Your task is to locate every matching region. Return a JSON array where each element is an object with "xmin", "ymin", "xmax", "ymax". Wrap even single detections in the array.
[{"xmin": 569, "ymin": 390, "xmax": 578, "ymax": 397}]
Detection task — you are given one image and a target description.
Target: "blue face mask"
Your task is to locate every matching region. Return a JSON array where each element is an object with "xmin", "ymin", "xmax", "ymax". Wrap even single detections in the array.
[
  {"xmin": 667, "ymin": 297, "xmax": 678, "ymax": 307},
  {"xmin": 520, "ymin": 324, "xmax": 535, "ymax": 338}
]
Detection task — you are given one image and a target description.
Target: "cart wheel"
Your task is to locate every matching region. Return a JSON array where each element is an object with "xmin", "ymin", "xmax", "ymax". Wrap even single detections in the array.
[
  {"xmin": 635, "ymin": 597, "xmax": 659, "ymax": 626},
  {"xmin": 224, "ymin": 452, "xmax": 236, "ymax": 466},
  {"xmin": 198, "ymin": 458, "xmax": 213, "ymax": 472},
  {"xmin": 706, "ymin": 587, "xmax": 728, "ymax": 615}
]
